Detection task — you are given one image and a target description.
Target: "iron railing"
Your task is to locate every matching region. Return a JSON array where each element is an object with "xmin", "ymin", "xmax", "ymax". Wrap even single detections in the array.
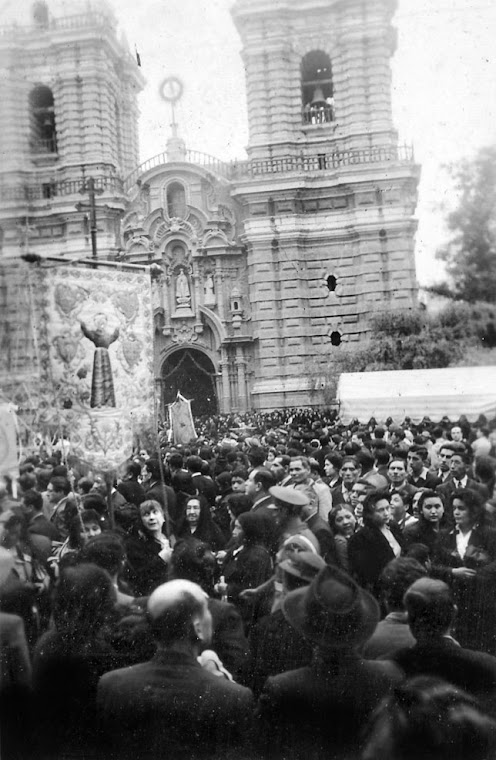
[
  {"xmin": 231, "ymin": 144, "xmax": 415, "ymax": 179},
  {"xmin": 123, "ymin": 148, "xmax": 233, "ymax": 191},
  {"xmin": 124, "ymin": 143, "xmax": 415, "ymax": 191},
  {"xmin": 30, "ymin": 138, "xmax": 58, "ymax": 155},
  {"xmin": 0, "ymin": 173, "xmax": 124, "ymax": 203},
  {"xmin": 0, "ymin": 11, "xmax": 115, "ymax": 37}
]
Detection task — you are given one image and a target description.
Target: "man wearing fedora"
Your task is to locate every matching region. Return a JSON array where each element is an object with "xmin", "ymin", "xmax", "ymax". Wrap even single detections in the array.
[{"xmin": 256, "ymin": 564, "xmax": 402, "ymax": 758}]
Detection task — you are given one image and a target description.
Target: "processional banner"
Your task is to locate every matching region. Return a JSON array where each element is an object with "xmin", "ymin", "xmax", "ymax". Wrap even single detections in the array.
[
  {"xmin": 34, "ymin": 265, "xmax": 155, "ymax": 471},
  {"xmin": 0, "ymin": 404, "xmax": 19, "ymax": 476},
  {"xmin": 169, "ymin": 392, "xmax": 197, "ymax": 445}
]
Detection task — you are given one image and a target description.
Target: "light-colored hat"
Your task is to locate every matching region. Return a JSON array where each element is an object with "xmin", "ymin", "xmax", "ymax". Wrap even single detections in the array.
[
  {"xmin": 279, "ymin": 551, "xmax": 326, "ymax": 582},
  {"xmin": 269, "ymin": 485, "xmax": 309, "ymax": 507}
]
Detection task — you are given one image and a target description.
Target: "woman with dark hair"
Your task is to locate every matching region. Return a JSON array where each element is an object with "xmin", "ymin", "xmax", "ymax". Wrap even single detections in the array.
[
  {"xmin": 49, "ymin": 507, "xmax": 103, "ymax": 577},
  {"xmin": 328, "ymin": 505, "xmax": 356, "ymax": 572},
  {"xmin": 348, "ymin": 490, "xmax": 404, "ymax": 600},
  {"xmin": 403, "ymin": 489, "xmax": 445, "ymax": 558},
  {"xmin": 434, "ymin": 488, "xmax": 496, "ymax": 653},
  {"xmin": 175, "ymin": 495, "xmax": 226, "ymax": 551},
  {"xmin": 124, "ymin": 499, "xmax": 173, "ymax": 596},
  {"xmin": 32, "ymin": 563, "xmax": 118, "ymax": 756},
  {"xmin": 220, "ymin": 512, "xmax": 273, "ymax": 606}
]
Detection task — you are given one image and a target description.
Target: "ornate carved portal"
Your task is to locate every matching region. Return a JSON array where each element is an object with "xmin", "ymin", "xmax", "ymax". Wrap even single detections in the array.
[{"xmin": 160, "ymin": 348, "xmax": 218, "ymax": 417}]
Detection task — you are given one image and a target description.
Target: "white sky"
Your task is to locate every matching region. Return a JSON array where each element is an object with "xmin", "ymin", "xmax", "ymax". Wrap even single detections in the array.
[{"xmin": 2, "ymin": 0, "xmax": 496, "ymax": 285}]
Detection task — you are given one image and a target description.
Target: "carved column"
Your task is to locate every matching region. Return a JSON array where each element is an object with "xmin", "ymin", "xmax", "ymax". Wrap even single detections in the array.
[
  {"xmin": 235, "ymin": 345, "xmax": 248, "ymax": 411},
  {"xmin": 192, "ymin": 270, "xmax": 203, "ymax": 333},
  {"xmin": 215, "ymin": 271, "xmax": 225, "ymax": 322},
  {"xmin": 219, "ymin": 347, "xmax": 231, "ymax": 413}
]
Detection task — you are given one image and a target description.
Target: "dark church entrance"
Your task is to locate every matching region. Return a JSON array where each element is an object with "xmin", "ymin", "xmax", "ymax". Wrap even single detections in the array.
[{"xmin": 161, "ymin": 349, "xmax": 218, "ymax": 417}]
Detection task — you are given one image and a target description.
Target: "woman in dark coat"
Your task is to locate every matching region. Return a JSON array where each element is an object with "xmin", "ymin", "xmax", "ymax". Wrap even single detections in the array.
[
  {"xmin": 403, "ymin": 489, "xmax": 445, "ymax": 558},
  {"xmin": 348, "ymin": 490, "xmax": 404, "ymax": 601},
  {"xmin": 124, "ymin": 499, "xmax": 173, "ymax": 596},
  {"xmin": 221, "ymin": 512, "xmax": 273, "ymax": 605},
  {"xmin": 175, "ymin": 495, "xmax": 226, "ymax": 552},
  {"xmin": 220, "ymin": 511, "xmax": 273, "ymax": 630},
  {"xmin": 433, "ymin": 488, "xmax": 496, "ymax": 654}
]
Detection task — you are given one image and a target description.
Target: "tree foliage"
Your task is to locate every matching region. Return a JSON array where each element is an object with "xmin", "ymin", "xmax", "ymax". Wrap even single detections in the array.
[
  {"xmin": 314, "ymin": 304, "xmax": 496, "ymax": 401},
  {"xmin": 436, "ymin": 145, "xmax": 496, "ymax": 302}
]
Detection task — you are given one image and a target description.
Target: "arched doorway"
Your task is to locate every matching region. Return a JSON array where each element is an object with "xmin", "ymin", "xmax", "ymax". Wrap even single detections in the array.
[{"xmin": 161, "ymin": 348, "xmax": 218, "ymax": 417}]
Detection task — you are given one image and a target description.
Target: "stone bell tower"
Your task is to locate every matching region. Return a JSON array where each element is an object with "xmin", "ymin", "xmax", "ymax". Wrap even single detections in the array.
[
  {"xmin": 231, "ymin": 0, "xmax": 420, "ymax": 409},
  {"xmin": 0, "ymin": 0, "xmax": 144, "ymax": 414}
]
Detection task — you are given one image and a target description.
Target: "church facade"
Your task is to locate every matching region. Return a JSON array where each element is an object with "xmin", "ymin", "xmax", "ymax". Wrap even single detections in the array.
[{"xmin": 0, "ymin": 0, "xmax": 420, "ymax": 417}]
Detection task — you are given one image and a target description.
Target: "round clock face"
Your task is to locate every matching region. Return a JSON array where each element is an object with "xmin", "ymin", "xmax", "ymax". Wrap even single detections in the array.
[{"xmin": 159, "ymin": 77, "xmax": 184, "ymax": 103}]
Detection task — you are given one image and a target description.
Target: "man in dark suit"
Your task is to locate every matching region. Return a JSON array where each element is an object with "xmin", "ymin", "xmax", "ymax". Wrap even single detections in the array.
[
  {"xmin": 331, "ymin": 456, "xmax": 360, "ymax": 506},
  {"xmin": 390, "ymin": 578, "xmax": 496, "ymax": 714},
  {"xmin": 0, "ymin": 611, "xmax": 32, "ymax": 759},
  {"xmin": 256, "ymin": 565, "xmax": 401, "ymax": 759},
  {"xmin": 436, "ymin": 450, "xmax": 489, "ymax": 519},
  {"xmin": 98, "ymin": 579, "xmax": 254, "ymax": 759},
  {"xmin": 362, "ymin": 557, "xmax": 426, "ymax": 659},
  {"xmin": 186, "ymin": 455, "xmax": 217, "ymax": 506},
  {"xmin": 143, "ymin": 458, "xmax": 177, "ymax": 520},
  {"xmin": 301, "ymin": 496, "xmax": 337, "ymax": 565},
  {"xmin": 407, "ymin": 445, "xmax": 440, "ymax": 489}
]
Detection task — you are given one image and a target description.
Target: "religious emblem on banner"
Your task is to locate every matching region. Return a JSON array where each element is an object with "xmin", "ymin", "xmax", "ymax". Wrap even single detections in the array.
[
  {"xmin": 168, "ymin": 392, "xmax": 197, "ymax": 445},
  {"xmin": 34, "ymin": 265, "xmax": 155, "ymax": 472}
]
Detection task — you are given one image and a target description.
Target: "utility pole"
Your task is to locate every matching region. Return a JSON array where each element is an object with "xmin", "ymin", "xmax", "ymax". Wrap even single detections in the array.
[{"xmin": 76, "ymin": 177, "xmax": 104, "ymax": 260}]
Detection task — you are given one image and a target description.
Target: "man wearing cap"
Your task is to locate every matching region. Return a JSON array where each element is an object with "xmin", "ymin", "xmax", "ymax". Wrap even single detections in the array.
[
  {"xmin": 98, "ymin": 579, "xmax": 254, "ymax": 758},
  {"xmin": 269, "ymin": 486, "xmax": 321, "ymax": 554},
  {"xmin": 256, "ymin": 565, "xmax": 401, "ymax": 758}
]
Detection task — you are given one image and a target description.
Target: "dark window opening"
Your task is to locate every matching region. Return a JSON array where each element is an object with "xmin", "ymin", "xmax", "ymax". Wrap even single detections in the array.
[
  {"xmin": 326, "ymin": 275, "xmax": 337, "ymax": 292},
  {"xmin": 330, "ymin": 331, "xmax": 342, "ymax": 346},
  {"xmin": 29, "ymin": 85, "xmax": 57, "ymax": 154},
  {"xmin": 301, "ymin": 51, "xmax": 334, "ymax": 124},
  {"xmin": 233, "ymin": 301, "xmax": 239, "ymax": 311},
  {"xmin": 42, "ymin": 182, "xmax": 57, "ymax": 199},
  {"xmin": 167, "ymin": 182, "xmax": 186, "ymax": 219}
]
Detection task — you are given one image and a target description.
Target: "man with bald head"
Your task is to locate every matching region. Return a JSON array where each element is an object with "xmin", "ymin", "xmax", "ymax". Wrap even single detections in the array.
[{"xmin": 98, "ymin": 580, "xmax": 254, "ymax": 758}]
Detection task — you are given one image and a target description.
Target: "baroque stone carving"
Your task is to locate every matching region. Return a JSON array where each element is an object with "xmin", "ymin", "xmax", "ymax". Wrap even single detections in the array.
[{"xmin": 172, "ymin": 320, "xmax": 198, "ymax": 345}]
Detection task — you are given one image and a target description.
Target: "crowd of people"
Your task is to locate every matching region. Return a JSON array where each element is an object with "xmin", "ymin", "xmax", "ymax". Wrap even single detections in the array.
[{"xmin": 3, "ymin": 408, "xmax": 496, "ymax": 758}]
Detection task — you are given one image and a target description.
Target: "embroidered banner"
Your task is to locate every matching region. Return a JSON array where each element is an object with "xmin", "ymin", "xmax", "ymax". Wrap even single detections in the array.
[
  {"xmin": 0, "ymin": 404, "xmax": 19, "ymax": 476},
  {"xmin": 169, "ymin": 392, "xmax": 197, "ymax": 445},
  {"xmin": 34, "ymin": 266, "xmax": 155, "ymax": 470}
]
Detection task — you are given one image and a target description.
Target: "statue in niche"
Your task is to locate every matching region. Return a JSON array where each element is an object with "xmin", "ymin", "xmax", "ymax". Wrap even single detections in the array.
[
  {"xmin": 80, "ymin": 314, "xmax": 119, "ymax": 408},
  {"xmin": 204, "ymin": 274, "xmax": 215, "ymax": 304},
  {"xmin": 176, "ymin": 268, "xmax": 191, "ymax": 307}
]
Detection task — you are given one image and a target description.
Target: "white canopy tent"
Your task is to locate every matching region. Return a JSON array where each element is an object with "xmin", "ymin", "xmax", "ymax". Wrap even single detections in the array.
[{"xmin": 336, "ymin": 366, "xmax": 496, "ymax": 425}]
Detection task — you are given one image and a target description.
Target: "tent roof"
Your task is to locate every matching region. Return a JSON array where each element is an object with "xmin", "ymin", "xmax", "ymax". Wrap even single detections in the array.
[{"xmin": 336, "ymin": 366, "xmax": 496, "ymax": 425}]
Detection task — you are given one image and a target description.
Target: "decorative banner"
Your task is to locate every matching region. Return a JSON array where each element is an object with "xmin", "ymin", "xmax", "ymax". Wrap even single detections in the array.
[
  {"xmin": 34, "ymin": 266, "xmax": 155, "ymax": 471},
  {"xmin": 0, "ymin": 404, "xmax": 19, "ymax": 476},
  {"xmin": 169, "ymin": 392, "xmax": 197, "ymax": 445}
]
